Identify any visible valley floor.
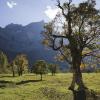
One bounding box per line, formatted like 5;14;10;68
0;73;100;100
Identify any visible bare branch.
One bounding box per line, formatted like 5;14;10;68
82;49;100;58
59;49;72;65
52;34;67;38
57;0;67;18
52;37;63;50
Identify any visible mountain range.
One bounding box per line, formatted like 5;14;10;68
0;21;68;69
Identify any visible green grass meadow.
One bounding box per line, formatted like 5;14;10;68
0;73;100;100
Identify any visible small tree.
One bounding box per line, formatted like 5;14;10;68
81;56;100;72
0;51;8;73
33;60;47;81
14;54;28;76
48;63;58;76
10;61;16;77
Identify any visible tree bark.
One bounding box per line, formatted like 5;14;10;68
12;66;15;77
17;66;20;76
69;50;86;91
40;74;42;81
20;67;23;76
20;70;23;76
73;90;86;100
18;71;20;76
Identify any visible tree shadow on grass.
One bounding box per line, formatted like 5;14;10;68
0;79;42;88
16;80;42;85
0;80;15;88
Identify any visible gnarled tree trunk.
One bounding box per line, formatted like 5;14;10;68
69;50;87;100
69;49;86;91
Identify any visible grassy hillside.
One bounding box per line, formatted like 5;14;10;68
0;73;100;100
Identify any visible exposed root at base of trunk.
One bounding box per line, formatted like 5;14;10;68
68;88;99;100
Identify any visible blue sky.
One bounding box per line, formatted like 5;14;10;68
0;0;100;27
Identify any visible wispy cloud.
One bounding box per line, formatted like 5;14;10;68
44;6;59;20
6;1;17;8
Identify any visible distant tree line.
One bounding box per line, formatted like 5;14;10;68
0;50;59;79
0;51;29;76
0;50;99;79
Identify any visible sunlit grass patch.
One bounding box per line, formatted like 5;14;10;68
0;73;100;100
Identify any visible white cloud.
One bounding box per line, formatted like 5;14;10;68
44;6;59;20
6;1;17;8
